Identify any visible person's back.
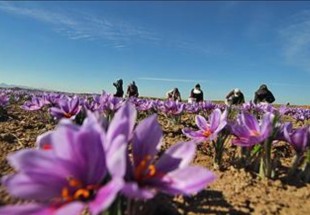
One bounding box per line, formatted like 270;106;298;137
167;88;181;101
190;84;203;103
254;84;275;104
225;88;245;105
113;79;124;98
127;81;139;97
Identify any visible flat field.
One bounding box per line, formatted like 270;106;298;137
0;101;309;215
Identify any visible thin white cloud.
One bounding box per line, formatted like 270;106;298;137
278;10;310;72
138;77;207;83
0;2;223;55
0;2;159;48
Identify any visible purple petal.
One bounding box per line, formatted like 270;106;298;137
107;103;136;142
51;125;106;184
283;123;293;143
260;113;273;139
88;178;124;214
36;131;53;150
6;149;71;178
195;115;208;131
182;128;204;139
55;202;85;215
49;107;66;118
0;204;54;215
132;114;162;167
231;123;250;137
156;141;196;173
242;112;260;131
2;173;65;201
3;149;77;200
106;136;127;177
121;182;155;200
290;128;309;153
163;166;216;195
209;109;221;131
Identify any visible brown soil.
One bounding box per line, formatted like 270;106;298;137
0;102;309;215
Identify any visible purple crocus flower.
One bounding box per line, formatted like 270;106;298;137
99;93;124;117
231;111;274;147
37;104;134;179
199;100;216;113
0;93;9;107
182;108;227;143
129;98;154;112
158;100;185;116
284;125;310;154
274;122;291;142
84;95;102;112
21;97;45;111
43;93;63;106
49;97;81;120
0;114;124;215
122;113;216;199
184;102;199;114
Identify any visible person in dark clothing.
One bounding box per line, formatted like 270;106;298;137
166;88;182;102
189;84;204;103
253;84;275;104
113;79;124;98
225;88;245;105
126;81;139;98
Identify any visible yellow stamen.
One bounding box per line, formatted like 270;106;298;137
60;177;98;202
134;156;157;181
61;187;72;201
73;189;90;199
147;165;156;177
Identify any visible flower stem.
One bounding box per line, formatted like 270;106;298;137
259;138;273;179
213;132;229;170
104;196;122;215
263;138;272;178
301;148;310;182
288;153;303;178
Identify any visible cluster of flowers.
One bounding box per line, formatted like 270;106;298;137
0;88;310;214
0;88;309;123
0;102;215;214
183;106;310;179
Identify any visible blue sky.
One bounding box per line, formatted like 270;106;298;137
0;1;310;105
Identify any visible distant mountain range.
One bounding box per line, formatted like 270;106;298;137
0;83;47;91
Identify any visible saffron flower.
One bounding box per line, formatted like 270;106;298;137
123;113;216;199
231;111;274;147
0;93;9;107
158;100;184;116
184;102;199;114
37;104;134;178
199;100;216;113
182;108;227;143
21;97;45;111
284;125;309;154
49;97;81;120
0;113;124;215
283;124;310;177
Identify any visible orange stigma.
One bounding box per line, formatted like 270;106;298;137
63;113;73;118
134;155;158;181
203;129;212;138
60;177;98;202
250;130;260;137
